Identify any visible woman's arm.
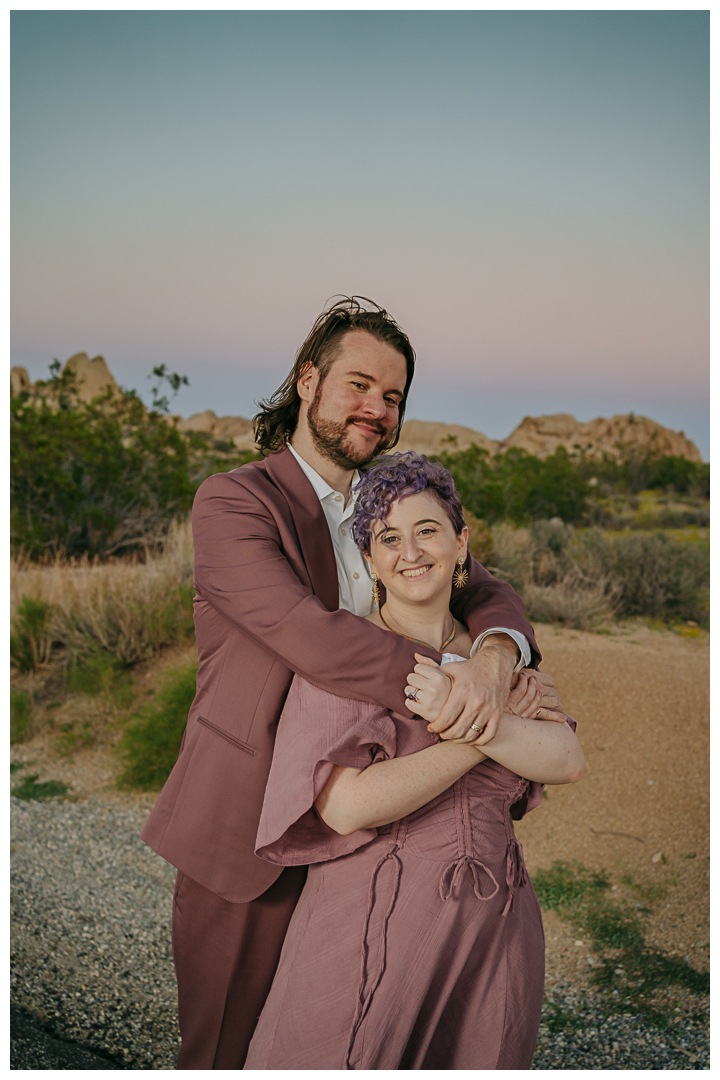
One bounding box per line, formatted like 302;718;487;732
480;713;584;786
316;711;584;837
315;741;487;837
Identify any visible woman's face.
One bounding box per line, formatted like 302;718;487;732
365;490;468;605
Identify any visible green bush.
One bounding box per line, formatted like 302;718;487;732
11;363;195;559
437;444;590;525
12;773;71;800
10;690;33;744
579;452;710;497
10;596;54;672
116;664;197;790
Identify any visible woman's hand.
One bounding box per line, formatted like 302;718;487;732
507;669;567;722
404;655;452;721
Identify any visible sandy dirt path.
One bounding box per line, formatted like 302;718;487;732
514;622;709;988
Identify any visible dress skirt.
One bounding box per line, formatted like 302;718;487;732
244;678;549;1070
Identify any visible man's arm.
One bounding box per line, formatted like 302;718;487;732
193;471;431;716
450;554;540;665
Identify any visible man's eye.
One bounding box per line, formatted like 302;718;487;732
352;381;367;391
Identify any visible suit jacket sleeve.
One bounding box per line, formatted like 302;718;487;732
450;555;541;666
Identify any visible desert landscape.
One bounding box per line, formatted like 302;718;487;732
10;355;709;1069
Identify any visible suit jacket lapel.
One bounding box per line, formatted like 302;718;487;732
265;447;340;612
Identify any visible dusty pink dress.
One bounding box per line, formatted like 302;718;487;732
244;675;551;1070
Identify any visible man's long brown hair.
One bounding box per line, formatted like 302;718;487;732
253;296;416;455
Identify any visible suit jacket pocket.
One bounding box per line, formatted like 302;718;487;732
197;716;255;756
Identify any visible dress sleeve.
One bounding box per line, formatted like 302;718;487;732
510;714;578;821
255;677;400;866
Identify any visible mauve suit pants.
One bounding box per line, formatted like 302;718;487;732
171;866;308;1069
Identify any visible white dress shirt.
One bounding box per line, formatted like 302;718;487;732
288;444;530;669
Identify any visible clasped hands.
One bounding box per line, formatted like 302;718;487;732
404;643;566;746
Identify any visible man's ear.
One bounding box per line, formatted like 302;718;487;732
296;361;319;404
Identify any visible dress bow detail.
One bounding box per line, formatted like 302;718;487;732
439;856;500;902
502;837;529;916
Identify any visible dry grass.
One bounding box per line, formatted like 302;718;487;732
11;518;195;668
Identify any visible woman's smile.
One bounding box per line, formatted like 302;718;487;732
399;564;432;578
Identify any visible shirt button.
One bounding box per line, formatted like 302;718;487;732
340;528;346;536
352;572;360;579
334;495;342;502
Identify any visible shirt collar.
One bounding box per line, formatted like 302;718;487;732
288;443;360;506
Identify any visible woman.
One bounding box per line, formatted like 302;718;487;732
245;453;583;1070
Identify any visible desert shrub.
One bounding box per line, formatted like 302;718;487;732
116;663;198;790
575;531;709;625
10;596;54;672
489;519;708;628
521;574;618;632
10;519;195;669
52;568;194;666
10;690;33;744
11;362;194;559
463;510;494;566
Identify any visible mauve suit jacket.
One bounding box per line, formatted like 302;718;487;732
140;447;539;903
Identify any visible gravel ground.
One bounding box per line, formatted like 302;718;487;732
11;795;710;1070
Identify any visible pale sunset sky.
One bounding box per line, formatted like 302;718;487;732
11;10;709;456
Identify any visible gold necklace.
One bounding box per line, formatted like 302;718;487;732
378;606;456;652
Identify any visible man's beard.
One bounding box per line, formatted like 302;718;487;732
307;388;395;470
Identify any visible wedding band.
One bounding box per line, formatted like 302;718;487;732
470;723;482;733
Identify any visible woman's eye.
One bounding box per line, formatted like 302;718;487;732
419;528;437;536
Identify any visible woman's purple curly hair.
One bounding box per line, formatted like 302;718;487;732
351;451;466;552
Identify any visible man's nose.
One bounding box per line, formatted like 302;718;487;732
360;390;388;419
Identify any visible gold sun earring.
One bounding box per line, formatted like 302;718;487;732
453;555;468;589
371;573;381;606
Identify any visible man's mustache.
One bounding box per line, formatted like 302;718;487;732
345;416;389;436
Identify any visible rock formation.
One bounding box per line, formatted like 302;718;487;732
394;420;497;456
176;411;256;451
498;413;701;463
11;353;118;404
62;353;118;403
10;367;31;396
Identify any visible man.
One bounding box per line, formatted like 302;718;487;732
141;297;556;1068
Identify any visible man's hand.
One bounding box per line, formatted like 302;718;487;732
409;635;519;744
506;669;566;722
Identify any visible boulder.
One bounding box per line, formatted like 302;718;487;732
62;353;118;403
395;419;497;457
10;367;32;395
499;413;702;463
176;411;257;450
